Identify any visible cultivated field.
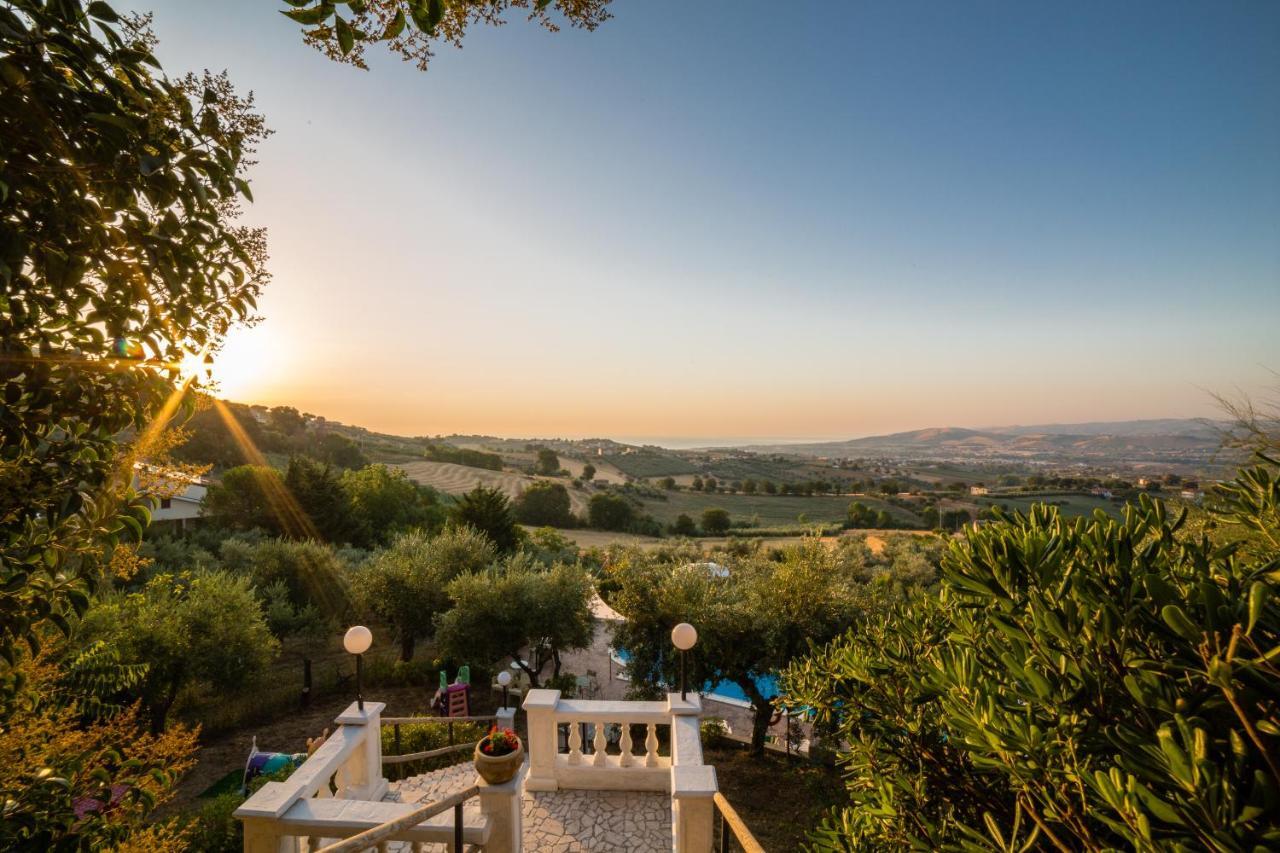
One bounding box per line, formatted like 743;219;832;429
975;493;1123;519
637;491;921;528
549;527;938;553
396;460;591;514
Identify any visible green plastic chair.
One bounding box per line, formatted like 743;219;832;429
457;664;470;685
439;670;448;691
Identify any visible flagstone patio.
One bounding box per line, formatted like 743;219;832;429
387;761;671;852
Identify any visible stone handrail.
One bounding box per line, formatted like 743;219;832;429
523;689;718;852
236;702;524;853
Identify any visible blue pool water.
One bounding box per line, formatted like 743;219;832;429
611;649;778;705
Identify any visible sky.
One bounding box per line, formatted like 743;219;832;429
133;0;1279;442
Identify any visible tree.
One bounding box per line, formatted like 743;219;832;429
318;432;370;469
742;479;757;495
268;405;305;436
0;652;198;851
81;572;278;732
221;537;352;623
701;508;731;535
587;493;635;531
582;463;596;482
353;527;495;661
449;485;521;553
436;557;593;686
659;476;677;490
285;455;357;542
283;0;613;72
1;0;266;680
784;462;1280;850
202;465;285;534
762;480;778;495
535;448;560;476
514;481;575;527
703;476;718;493
691;476;704;492
609;539;876;755
342;463;443;546
671;514;698;536
846;501;877;528
172;399;266;468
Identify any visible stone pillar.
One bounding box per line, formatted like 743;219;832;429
239;815;286;853
671;765;717;853
495;705;517;731
477;763;527;853
522;689;561;792
333;700;387;801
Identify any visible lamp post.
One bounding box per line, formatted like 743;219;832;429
671;622;698;701
343;625;373;712
497;670;512;709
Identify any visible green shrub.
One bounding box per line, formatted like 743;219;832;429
381;719;488;779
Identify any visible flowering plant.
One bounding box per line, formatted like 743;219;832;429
480;726;520;756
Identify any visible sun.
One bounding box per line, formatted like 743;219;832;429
206;326;280;400
177;348;212;383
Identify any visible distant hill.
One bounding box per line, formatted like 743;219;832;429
734;419;1230;466
986;419;1223;438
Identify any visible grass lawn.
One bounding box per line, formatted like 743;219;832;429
639;490;921;528
704;741;846;850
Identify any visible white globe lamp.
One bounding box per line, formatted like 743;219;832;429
671;623;698;700
343;625;373;710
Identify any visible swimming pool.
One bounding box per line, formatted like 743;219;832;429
610;648;779;708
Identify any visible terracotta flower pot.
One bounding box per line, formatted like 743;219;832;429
474;736;524;785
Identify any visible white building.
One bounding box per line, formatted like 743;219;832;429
969;485;989;496
133;466;208;530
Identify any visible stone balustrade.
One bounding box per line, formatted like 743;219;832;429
235;702;521;852
522;689;717;853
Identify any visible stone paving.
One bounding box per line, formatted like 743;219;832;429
386;761;671;852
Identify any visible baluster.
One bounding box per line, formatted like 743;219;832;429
592;721;608;766
377;842;389;853
619;723;634;767
645;723;659;767
412;843;426;853
307;836;320;852
568;719;583;765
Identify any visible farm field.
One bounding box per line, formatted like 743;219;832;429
396;460;592;514
549;527;938;553
976;493;1124;519
637;490;921;528
558;455;629;484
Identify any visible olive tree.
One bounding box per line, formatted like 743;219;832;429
784;460;1280;851
79;571;279;733
609;539;884;755
435;556;593;687
353;526;496;661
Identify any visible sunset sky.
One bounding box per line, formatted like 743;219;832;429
136;0;1279;442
